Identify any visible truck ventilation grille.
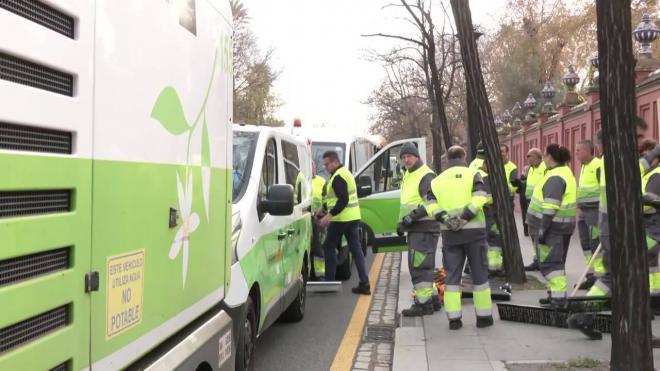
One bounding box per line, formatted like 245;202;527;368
0;305;68;353
0;0;74;38
50;361;69;371
0;247;70;287
0;52;73;96
0;190;71;218
0;122;72;154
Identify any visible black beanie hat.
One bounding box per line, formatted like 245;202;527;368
399;142;420;159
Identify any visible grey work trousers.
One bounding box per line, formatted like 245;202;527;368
443;238;490;289
577;209;600;263
407;232;439;303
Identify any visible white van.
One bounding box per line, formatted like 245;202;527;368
227;124;312;370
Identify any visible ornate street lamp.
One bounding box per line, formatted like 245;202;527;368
590;52;599;68
502;109;512;124
523;93;537;111
633;12;660;58
512;101;523;118
494;115;503;127
562;64;580;92
540;80;556;112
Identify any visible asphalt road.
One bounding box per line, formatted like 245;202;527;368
254;253;375;371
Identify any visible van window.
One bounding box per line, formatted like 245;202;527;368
312;142;345;180
358;144;405;194
232;131;258;203
282;140;302;204
260;138;278;204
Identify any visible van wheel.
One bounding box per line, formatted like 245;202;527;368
282;261;308;322
236;297;257;371
336;248;352;281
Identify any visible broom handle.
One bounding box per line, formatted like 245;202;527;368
569;243;603;298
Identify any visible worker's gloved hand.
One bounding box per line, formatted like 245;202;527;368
434;210;449;224
460;207;476;221
446;216;467;231
538;229;548;244
401;215;414;227
396;222;405;237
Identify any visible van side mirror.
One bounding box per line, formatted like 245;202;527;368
260;184;294;216
357;175;372;198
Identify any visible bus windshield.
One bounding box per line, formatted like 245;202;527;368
312;142;346;180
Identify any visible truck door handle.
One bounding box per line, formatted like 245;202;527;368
287;229;296;236
278;231;287;240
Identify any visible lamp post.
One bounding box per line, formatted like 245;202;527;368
561;64;580;106
540;80;556;113
633;12;660;59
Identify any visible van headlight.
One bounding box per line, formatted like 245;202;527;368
231;212;242;265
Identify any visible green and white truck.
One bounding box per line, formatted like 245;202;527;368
0;1;239;370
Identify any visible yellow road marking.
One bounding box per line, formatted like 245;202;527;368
329;253;385;371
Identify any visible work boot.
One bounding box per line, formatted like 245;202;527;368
524;260;539;271
476;315;494;328
351;282;371;295
432;295;442;311
402;302;434;317
578;275;596;290
449;319;463;330
538;292;552;306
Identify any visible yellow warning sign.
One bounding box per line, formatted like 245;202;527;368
106;249;145;339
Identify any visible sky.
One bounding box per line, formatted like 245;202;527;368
243;0;505;133
241;0;506;134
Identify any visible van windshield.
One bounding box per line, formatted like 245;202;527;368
233;131;258;203
312;142;346;180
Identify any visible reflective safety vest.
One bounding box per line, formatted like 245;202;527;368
528;165;577;228
504;161;518;195
326;166;361;222
469;157;484;172
312;175;326;212
477;169;493;206
577;157;602;208
426;166;487;231
643;167;660;215
525;162;546;200
399;164;435;220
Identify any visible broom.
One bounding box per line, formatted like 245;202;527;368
497;243;610;338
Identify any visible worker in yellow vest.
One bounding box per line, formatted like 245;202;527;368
311;162;327;280
396;142;440;316
523;148;546;271
319;151;370;295
424;146;493;330
526;144;576;305
468;142;485;171
477;161;504;275
587;121;660;298
575;140;602;290
501;144;520;201
642;156;660;294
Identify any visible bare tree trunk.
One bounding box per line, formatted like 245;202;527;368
427;35;453;152
466;90;479;160
596;1;653;369
423;52;445;173
451;0;525;284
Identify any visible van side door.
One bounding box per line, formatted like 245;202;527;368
256;137;287;330
354;139;426;253
279;139;310;307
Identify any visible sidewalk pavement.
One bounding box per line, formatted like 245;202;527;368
392;214;660;371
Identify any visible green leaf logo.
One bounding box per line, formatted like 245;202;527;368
151;86;191;135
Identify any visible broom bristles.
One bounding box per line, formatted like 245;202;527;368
496;303;612;333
